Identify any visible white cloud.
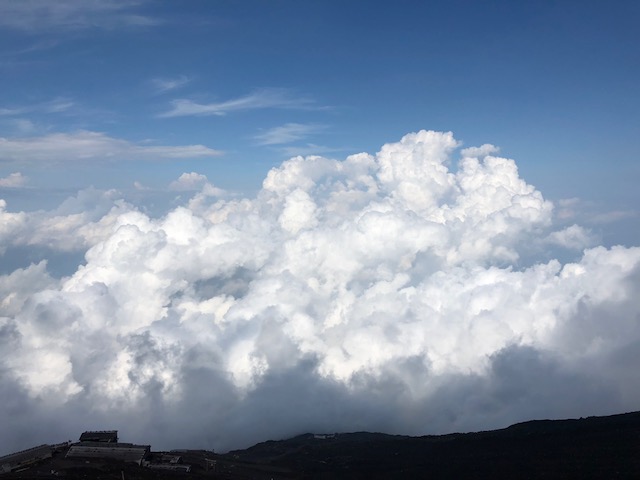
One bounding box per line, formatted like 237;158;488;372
169;172;208;191
255;123;325;145
460;143;499;158
151;75;191;94
0;199;27;254
169;172;224;197
158;88;315;118
0;0;159;32
546;224;594;249
0;172;28;188
1;130;639;454
0;188;134;254
0;130;221;163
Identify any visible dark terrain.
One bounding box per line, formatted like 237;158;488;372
3;411;640;479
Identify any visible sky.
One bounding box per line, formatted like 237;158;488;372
0;0;639;454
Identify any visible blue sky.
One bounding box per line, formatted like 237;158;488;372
1;0;640;454
1;1;638;224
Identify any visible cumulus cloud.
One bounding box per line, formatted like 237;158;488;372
460;143;499;158
0;188;134;255
0;130;221;163
169;172;209;191
169;172;226;210
545;224;594;249
1;130;639;455
158;88;316;118
0;172;28;188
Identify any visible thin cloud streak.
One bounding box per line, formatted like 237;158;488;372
0;131;222;163
0;0;160;32
280;143;349;157
255;123;326;146
0;39;61;57
158;88;316;118
0;98;75;117
151;75;191;94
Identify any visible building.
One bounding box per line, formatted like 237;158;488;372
148;463;192;473
78;431;118;443
0;445;52;474
66;442;150;465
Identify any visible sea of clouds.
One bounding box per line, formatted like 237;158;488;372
1;131;639;453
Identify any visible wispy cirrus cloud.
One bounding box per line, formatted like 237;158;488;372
255;123;326;146
0;99;74;136
0;0;160;32
151;75;191;94
556;197;638;227
280;144;349;157
0;97;75;117
158;88;317;118
0;131;221;163
0;39;60;57
8;119;37;135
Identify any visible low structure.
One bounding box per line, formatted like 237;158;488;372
160;454;182;464
0;445;52;474
148;463;192;473
78;431;118;443
66;442;150;465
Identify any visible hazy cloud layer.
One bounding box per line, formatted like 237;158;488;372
0;0;159;32
1;131;638;454
151;75;191;94
159;89;316;118
255;123;326;145
0;131;221;163
0;98;74;117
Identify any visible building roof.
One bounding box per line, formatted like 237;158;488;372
78;431;118;443
66;442;150;465
0;445;52;471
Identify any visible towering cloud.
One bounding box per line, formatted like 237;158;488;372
1;131;638;453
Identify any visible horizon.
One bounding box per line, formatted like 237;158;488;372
4;408;640;458
1;0;639;454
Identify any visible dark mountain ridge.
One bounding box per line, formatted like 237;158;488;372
224;411;640;479
2;411;640;479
